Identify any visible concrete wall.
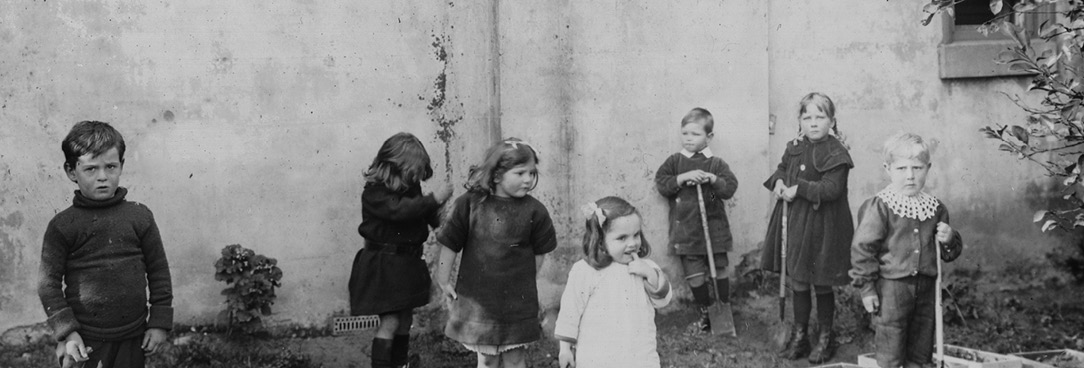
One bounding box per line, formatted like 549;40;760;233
767;1;1065;271
0;1;498;333
494;0;770;309
0;0;1069;335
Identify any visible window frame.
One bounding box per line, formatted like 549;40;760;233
938;3;1056;79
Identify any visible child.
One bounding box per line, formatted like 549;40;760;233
38;121;173;368
555;196;673;368
654;107;738;333
850;132;963;368
349;132;452;368
435;138;558;368
760;92;853;363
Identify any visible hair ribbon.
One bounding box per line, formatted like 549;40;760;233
580;202;606;224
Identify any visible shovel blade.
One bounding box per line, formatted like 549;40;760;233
708;303;737;337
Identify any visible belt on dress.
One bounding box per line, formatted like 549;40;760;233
365;241;423;258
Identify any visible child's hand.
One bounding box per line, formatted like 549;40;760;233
440;283;458;302
936;222;953;244
677;170;710;186
558;341;576;368
773;179;787;199
705;173;718;184
142;328;168;356
862;295;880;315
627;253;652;279
64;332;90;361
781;185;798;202
433;182;454;203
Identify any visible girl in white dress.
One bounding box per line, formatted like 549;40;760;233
555;196;673;368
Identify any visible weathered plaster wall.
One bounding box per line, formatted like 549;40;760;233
768;1;1064;271
0;1;498;333
496;0;770;311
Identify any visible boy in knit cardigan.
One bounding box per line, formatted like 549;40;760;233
38;121;173;368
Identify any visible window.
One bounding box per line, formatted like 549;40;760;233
938;0;1055;79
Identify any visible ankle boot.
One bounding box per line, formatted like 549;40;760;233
697;306;712;333
779;324;810;359
391;334;410;367
808;329;835;364
372;338;394;368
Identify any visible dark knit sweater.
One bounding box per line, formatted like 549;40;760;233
654;152;739;255
38;187;173;342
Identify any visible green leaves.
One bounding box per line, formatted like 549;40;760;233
990;0;1003;15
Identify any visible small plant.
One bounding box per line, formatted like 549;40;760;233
214;244;284;335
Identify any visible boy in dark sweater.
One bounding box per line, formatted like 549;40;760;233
654;108;739;332
38;121;173;368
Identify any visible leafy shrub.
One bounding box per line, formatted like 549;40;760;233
922;0;1084;281
214;244;284;335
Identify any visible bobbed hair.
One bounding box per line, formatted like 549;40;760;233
364;132;434;192
797;92;849;148
62;121;126;171
882;132;933;165
464;137;540;196
581;196;651;269
681;107;714;134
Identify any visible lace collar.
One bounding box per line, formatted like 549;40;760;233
876;188;939;221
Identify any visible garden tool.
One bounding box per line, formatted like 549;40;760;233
696;184;736;337
780;200;788;322
936;238;945;367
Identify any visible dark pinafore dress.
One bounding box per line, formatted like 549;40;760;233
348;182;442;315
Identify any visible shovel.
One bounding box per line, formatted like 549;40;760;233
779;200;788;322
696;184;736;337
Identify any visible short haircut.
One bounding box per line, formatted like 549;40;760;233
581;196;651;269
882;132;932;165
365;132;434;192
62;121;126;171
681;107;714;134
464;137;540;195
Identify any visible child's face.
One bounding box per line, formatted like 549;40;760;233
65;147;123;200
494;160;537;198
799;104;834;141
681;123;713;153
884;156;930;196
604;214;643;265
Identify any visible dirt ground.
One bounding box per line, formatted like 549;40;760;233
2;264;1081;368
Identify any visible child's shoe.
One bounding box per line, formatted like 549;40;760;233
807;329;835;363
696;306;712;333
778;324;810;359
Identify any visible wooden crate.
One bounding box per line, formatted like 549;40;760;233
858;346;1024;368
1011;350;1084;368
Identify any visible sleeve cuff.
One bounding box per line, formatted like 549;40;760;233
46;308;80;342
147;305;174;331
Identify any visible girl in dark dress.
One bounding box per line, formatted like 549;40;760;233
349;132;452;368
761;93;854;363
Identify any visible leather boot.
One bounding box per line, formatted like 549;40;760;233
391;334;409;368
779;324;810;359
808;329;835;364
372;338;394;368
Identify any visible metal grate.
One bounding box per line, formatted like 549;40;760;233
331;315;379;335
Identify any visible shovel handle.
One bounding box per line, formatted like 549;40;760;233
695;185;718;282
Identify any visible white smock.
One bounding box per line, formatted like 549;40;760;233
554;259;672;368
